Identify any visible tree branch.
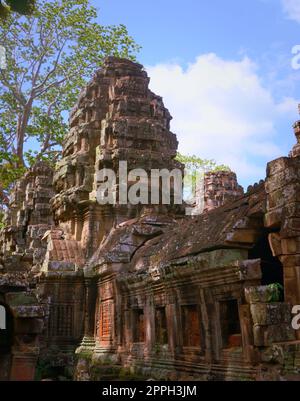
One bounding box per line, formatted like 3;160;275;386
32;39;67;94
0;70;26;106
34;76;68;98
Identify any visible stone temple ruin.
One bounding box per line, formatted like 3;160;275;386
1;57;300;381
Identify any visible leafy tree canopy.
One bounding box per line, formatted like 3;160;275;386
0;0;35;19
0;0;140;205
176;153;231;202
176;152;230;173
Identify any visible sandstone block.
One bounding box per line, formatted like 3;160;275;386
245;286;274;304
253;323;295;347
268;233;282;256
250;303;291;326
238;259;262;281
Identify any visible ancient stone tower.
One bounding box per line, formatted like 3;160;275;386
51;57;182;260
203;171;244;212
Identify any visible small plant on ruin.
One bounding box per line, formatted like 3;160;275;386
267;283;284;302
176;152;231;201
176;153;231;174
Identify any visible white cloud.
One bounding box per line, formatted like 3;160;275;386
276;96;299;114
147;54;298;187
281;0;300;22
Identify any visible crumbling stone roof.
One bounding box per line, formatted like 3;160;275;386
43;233;85;270
85;182;265;276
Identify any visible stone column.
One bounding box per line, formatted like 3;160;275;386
144;299;155;357
166;303;180;357
78;278;97;351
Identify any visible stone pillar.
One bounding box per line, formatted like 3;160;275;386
144;299;155;357
166;303;177;356
78;278;97;351
199;289;213;363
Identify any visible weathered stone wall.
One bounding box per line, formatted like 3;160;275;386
0;162;53;380
74;60;300;382
77;181;297;381
1;57;300;381
265;121;300;342
0;162;54;272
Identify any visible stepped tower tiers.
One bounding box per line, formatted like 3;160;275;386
51;57;182;258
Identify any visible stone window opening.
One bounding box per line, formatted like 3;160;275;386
150;104;155;117
85;109;93;123
219;299;241;349
249;231;284;290
181;305;201;348
98;160;113;171
103;126;114;148
71;218;76;236
132;309;145;343
155;307;168;345
99;300;113;341
76;166;85;187
48;304;74;338
81;137;89;152
75;218;83;241
66;172;75;189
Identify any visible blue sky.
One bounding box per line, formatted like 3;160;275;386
90;0;300;189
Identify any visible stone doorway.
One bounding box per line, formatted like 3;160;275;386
0;303;14;381
219;299;241;348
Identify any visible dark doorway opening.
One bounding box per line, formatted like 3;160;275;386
132;309;145;343
155;307;168;345
219;299;241;348
0;304;14;381
0;304;13;351
248;232;284;287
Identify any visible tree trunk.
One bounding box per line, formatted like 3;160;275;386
16;98;33;166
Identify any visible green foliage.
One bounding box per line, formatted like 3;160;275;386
34;356;56;381
35;357;72;381
0;2;9;19
0;209;4;229
267;283;284;302
0;0;140;206
0;0;35;19
176;152;231;201
118;367;147;381
76;351;92;361
176;152;231;173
